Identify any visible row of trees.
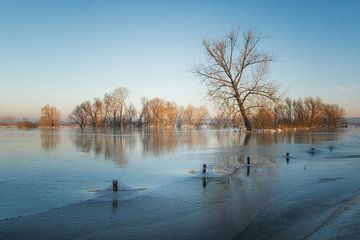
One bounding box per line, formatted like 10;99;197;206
69;87;209;130
140;98;209;128
253;97;345;129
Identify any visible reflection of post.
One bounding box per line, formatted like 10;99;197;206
202;177;207;187
112;198;118;213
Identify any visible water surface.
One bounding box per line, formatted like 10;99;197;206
0;127;358;222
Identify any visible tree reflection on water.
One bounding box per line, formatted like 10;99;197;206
40;128;60;151
39;128;346;166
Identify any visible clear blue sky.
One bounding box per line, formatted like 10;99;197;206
0;0;359;119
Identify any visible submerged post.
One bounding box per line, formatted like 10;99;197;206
202;164;207;174
112;179;118;192
286;152;290;164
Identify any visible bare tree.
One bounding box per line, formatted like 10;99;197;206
293;98;307;127
138;97;149;127
39;105;61;127
103;93;113;127
304;97;323;128
146;98;165;127
164;101;178;128
69;103;88;130
125;103;137;127
93;98;105;127
323;104;345;128
193;28;278;131
103;87;129;128
193;105;209;128
184;104;195;127
113;87;128;127
83;101;96;128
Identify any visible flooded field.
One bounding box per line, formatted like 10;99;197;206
1;127;360;239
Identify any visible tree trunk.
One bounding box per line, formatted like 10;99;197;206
239;104;252;131
235;92;252;131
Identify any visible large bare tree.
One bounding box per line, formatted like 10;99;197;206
193;28;278;130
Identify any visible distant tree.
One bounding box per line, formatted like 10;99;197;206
193;106;209;128
103;87;129;128
214;109;232;128
292;98;306;127
193;28;278;131
255;107;274;129
272;97;293;128
103;93;113;127
113;87;128;127
304;97;323;128
69;103;88;130
146;98;165;127
93;98;106;127
125;103;137;127
83;101;96;128
184;104;195;127
323;104;345;128
164;101;178;127
39;105;61;127
138;97;149;127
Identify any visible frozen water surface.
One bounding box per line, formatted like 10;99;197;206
1;127;360;239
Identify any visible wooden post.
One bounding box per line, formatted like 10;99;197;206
247;156;250;165
286;152;289;164
202;164;207;174
112;179;118;192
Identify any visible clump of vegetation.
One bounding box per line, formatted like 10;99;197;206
17;118;37;129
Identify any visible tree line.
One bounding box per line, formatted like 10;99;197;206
68;87;209;130
253;96;345;129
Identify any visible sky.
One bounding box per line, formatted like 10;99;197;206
0;0;359;119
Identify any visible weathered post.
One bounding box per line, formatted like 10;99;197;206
202;164;207;174
247;156;250;165
286;152;290;164
112;179;118;192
